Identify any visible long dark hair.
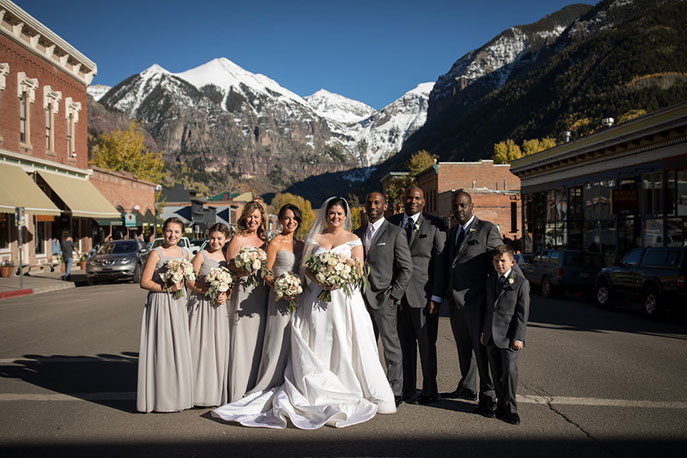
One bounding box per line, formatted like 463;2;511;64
278;204;302;234
236;200;268;241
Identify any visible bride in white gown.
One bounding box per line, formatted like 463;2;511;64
212;197;396;429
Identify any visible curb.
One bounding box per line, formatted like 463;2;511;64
0;289;34;300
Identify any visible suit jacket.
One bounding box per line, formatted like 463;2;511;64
388;212;447;309
448;217;503;308
354;219;413;310
482;269;530;349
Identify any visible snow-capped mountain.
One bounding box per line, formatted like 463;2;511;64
305;89;376;124
87;84;112;101
429;3;592;117
96;57;434;175
332;83;434;165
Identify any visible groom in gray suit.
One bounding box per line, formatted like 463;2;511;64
388;186;447;405
355;191;413;406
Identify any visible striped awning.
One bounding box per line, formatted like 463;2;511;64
38;171;120;218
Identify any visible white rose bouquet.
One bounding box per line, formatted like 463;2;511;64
273;271;304;310
233;246;270;287
204;266;234;305
163;258;196;299
305;252;368;302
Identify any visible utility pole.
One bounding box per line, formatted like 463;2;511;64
15;207;25;290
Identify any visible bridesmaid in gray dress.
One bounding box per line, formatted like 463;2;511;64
186;223;231;407
225;201;270;402
137;217;193;413
249;204;304;394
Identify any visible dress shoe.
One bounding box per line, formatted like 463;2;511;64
412;394;438;405
501;411;520;425
473;400;497;418
441;387;478;401
395;395;403;407
402;389;420;403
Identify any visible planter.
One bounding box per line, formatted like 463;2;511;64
0;266;12;278
60;263;66;273
79;261;87;270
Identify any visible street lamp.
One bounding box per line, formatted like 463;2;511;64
154;184;162;239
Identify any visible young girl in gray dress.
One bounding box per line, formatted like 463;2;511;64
248;204;303;394
225;201;270;402
186;223;232;407
137;217;193;413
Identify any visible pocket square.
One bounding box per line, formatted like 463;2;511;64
377;242;386;246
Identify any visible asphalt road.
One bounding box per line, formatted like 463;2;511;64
0;284;686;457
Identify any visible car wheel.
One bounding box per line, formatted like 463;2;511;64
642;287;661;318
541;276;553;298
132;264;142;283
595;280;613;308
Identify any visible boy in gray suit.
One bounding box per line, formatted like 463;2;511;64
481;245;530;425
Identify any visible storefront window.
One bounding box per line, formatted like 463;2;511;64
666;218;685;247
678;170;687;216
644;218;664;247
34;220;46;255
618;216;641;260
600;220;616;266
643;172;663;217
569;187;583;219
0;213;11;250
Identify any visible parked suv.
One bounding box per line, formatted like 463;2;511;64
86;240;150;285
521;249;605;297
595;247;687;317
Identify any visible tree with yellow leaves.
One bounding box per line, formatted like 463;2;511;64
91;121;165;183
492;139;522;164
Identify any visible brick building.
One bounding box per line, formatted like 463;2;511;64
383;160;522;244
0;0;119;269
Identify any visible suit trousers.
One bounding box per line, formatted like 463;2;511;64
368;302;403;396
448;303;495;402
398;300;438;396
486;338;519;414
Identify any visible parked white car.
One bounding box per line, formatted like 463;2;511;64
151;236;198;257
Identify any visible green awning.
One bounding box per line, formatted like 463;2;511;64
0;163;61;215
38;171;120;218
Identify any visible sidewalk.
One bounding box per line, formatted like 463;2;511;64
0;267;88;300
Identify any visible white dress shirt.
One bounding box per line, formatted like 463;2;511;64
365;217;385;254
455;214;476;246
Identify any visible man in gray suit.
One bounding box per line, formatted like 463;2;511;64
388;186;447;405
442;190;506;416
355;191;413;406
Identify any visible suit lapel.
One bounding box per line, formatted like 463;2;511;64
457;217;480;258
408;213;424;247
367;220;388;256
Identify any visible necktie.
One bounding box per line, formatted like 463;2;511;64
405;218;414;242
499;276;508;289
455;226;465;249
365;224;374;254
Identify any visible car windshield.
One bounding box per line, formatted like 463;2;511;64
565;252;604;268
98;241;137;254
191;239;205;247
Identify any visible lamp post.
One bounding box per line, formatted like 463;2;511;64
154;184;162;239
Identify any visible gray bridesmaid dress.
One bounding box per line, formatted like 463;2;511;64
248;250;301;394
137;247;193;413
187;250;230;407
227;248;269;402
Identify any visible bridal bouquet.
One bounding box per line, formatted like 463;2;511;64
204;266;234;305
273;271;304;310
305;252;368;302
234;246;270;287
163;259;196;299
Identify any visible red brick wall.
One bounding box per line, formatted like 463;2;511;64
0;35;88;169
436;161;520;194
89;168;156;213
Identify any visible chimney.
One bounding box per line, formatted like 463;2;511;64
602;117;614;128
472;180;476;188
563;131;572;143
504;177;507;191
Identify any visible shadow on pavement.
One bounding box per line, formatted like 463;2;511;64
0;353;138;413
1;438;684;458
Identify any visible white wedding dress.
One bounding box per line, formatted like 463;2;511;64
212;239;396;429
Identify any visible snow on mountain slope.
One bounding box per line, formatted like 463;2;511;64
305;89;376;124
87;84;112;101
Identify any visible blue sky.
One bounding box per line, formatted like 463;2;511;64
18;0;596;109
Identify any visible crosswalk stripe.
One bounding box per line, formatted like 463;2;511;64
1;392;686;409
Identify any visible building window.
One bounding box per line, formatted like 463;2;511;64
65;97;81;158
0;63;9;92
45;103;52;150
35;219;47;255
20;92;28;143
43;86;61;152
17;72;39;145
67;113;73;155
510;201;517;233
0;213;11;250
677;170;687;216
643;172;663;217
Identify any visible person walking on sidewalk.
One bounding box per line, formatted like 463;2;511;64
61;235;78;281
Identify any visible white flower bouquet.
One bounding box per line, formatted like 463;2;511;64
273;271;304;310
163;258;196;299
233;246;270;287
305;252;368;302
204;266;234;305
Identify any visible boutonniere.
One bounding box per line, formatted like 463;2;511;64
508;275;515;285
469;228;477;234
413;221;421;233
